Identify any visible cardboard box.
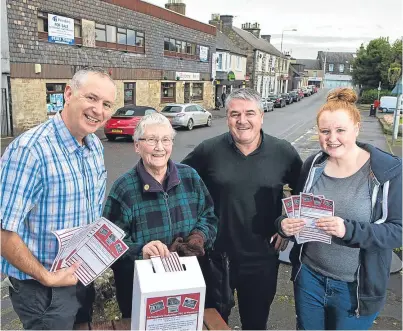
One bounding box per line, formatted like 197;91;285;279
131;256;206;330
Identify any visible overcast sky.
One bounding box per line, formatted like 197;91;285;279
145;0;402;59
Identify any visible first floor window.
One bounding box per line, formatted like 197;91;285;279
124;82;136;105
329;63;334;72
192;83;204;101
46;83;66;113
95;24;106;41
161;83;176;102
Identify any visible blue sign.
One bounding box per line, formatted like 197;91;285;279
48;14;75;45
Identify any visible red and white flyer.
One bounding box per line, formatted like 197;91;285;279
291;195;301;217
51;217;128;286
282;197;294;218
145;293;200;331
295;193;333;244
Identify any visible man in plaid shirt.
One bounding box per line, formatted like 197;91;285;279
1;68;116;330
103;113;218;318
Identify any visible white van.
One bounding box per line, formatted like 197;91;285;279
379;96;397;113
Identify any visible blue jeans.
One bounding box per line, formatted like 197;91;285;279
294;264;378;330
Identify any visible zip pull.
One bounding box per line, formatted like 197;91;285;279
163;192;169;201
355;309;360;318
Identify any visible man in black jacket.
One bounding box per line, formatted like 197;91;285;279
182;88;302;330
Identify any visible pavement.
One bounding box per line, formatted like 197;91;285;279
1;94;402;330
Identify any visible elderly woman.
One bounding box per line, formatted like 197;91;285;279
103;113;218;318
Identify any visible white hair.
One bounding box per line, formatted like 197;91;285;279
133;112;177;141
225;88;264;114
70;67;116;98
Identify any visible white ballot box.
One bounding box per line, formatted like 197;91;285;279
131;256;206;331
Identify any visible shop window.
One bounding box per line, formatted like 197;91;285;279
46;83;66;114
124;82;136;105
161;83;176;103
192;83;204;101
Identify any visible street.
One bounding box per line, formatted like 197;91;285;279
1;89;401;330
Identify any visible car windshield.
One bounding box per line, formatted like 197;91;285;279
113;107;155;117
162;106;183;113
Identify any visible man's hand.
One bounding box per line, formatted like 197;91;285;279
142;240;170;259
315;216;346;238
42;262;80;287
270;233;289;252
281;218;306;237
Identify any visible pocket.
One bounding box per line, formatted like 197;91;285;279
41;287;54;315
8;277;20;293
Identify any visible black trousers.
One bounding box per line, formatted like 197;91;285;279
9;277;95;330
112;259;135;318
221;256;280;330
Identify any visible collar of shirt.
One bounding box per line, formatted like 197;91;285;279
226;129;265;156
136;159;180;193
53;111;97;156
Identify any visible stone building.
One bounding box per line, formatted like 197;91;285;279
5;0;216;135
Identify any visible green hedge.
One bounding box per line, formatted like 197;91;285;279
359;89;392;104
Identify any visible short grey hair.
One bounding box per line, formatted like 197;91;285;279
225;88;264;114
133;112;177;141
70;67;116;98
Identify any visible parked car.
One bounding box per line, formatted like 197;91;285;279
161;103;212;130
308;85;318;93
379;96;397;113
293;89;304;99
302;88;311;97
262;98;274;112
268;94;286;108
289;91;301;102
281;93;294;105
104;105;156;141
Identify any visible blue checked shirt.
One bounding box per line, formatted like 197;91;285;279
1;112;107;280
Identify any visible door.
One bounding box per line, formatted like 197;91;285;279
1;77;13;137
195;105;207;124
184;83;190;103
124;82;136;105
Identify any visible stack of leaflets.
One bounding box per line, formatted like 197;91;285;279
282;193;334;245
151;252;184;273
51;217;129;286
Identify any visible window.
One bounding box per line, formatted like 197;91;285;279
38;11;48;33
74;19;82;38
106;25;117;43
164;37;170;51
236;56;242;71
181;41;186;54
46;83;66;113
124;82;136;105
217;53;223;70
350;65;353;72
192;83;204;101
185;105;196;112
136;32;144;47
164;37;199;60
329;63;334;72
117;28;127;45
339;64;344;73
161;83;176;102
95;24;106;41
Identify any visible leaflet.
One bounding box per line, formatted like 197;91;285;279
51;217;128;286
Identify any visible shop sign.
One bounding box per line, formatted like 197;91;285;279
175;72;200;81
48;14;75;45
228;71;235;81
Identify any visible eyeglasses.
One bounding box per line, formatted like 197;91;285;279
138;137;174;146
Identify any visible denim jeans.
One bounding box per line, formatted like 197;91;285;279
294;264;378;330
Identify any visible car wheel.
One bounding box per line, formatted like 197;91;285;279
206;116;212;127
187;119;194;131
106;135;116;141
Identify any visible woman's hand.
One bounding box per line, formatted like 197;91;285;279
142;240;170;259
281;218;306;237
315;217;346;238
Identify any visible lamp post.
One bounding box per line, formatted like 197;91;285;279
322;48;329;88
280;29;297;53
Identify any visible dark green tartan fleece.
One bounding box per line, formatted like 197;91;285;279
103;159;218;260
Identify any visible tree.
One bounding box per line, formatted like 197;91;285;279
352;37;402;90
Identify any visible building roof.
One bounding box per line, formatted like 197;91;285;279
317;51;356;64
232;26;284;57
295;59;321;70
216;31;247;56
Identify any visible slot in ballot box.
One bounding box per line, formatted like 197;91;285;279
131;256;206;331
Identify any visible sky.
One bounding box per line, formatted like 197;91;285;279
144;0;402;59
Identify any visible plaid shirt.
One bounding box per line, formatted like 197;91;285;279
1;112;107;280
103;160;218;260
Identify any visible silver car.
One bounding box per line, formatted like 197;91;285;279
262;98;274;112
161;103;213;130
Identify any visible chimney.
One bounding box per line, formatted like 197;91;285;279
242;22;261;38
261;35;271;43
165;0;186;16
209;13;222;31
220;15;233;28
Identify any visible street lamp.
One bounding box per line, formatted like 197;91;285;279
280;29;297;53
322;48;330;88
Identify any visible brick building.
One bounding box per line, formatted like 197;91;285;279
4;0;216;135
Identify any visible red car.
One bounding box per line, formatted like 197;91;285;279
104;105;156;141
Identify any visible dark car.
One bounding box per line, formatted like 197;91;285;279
289;91;301;102
104;105;157;141
268;94;286;108
281;93;294;105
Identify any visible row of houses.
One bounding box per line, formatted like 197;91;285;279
0;0;355;136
